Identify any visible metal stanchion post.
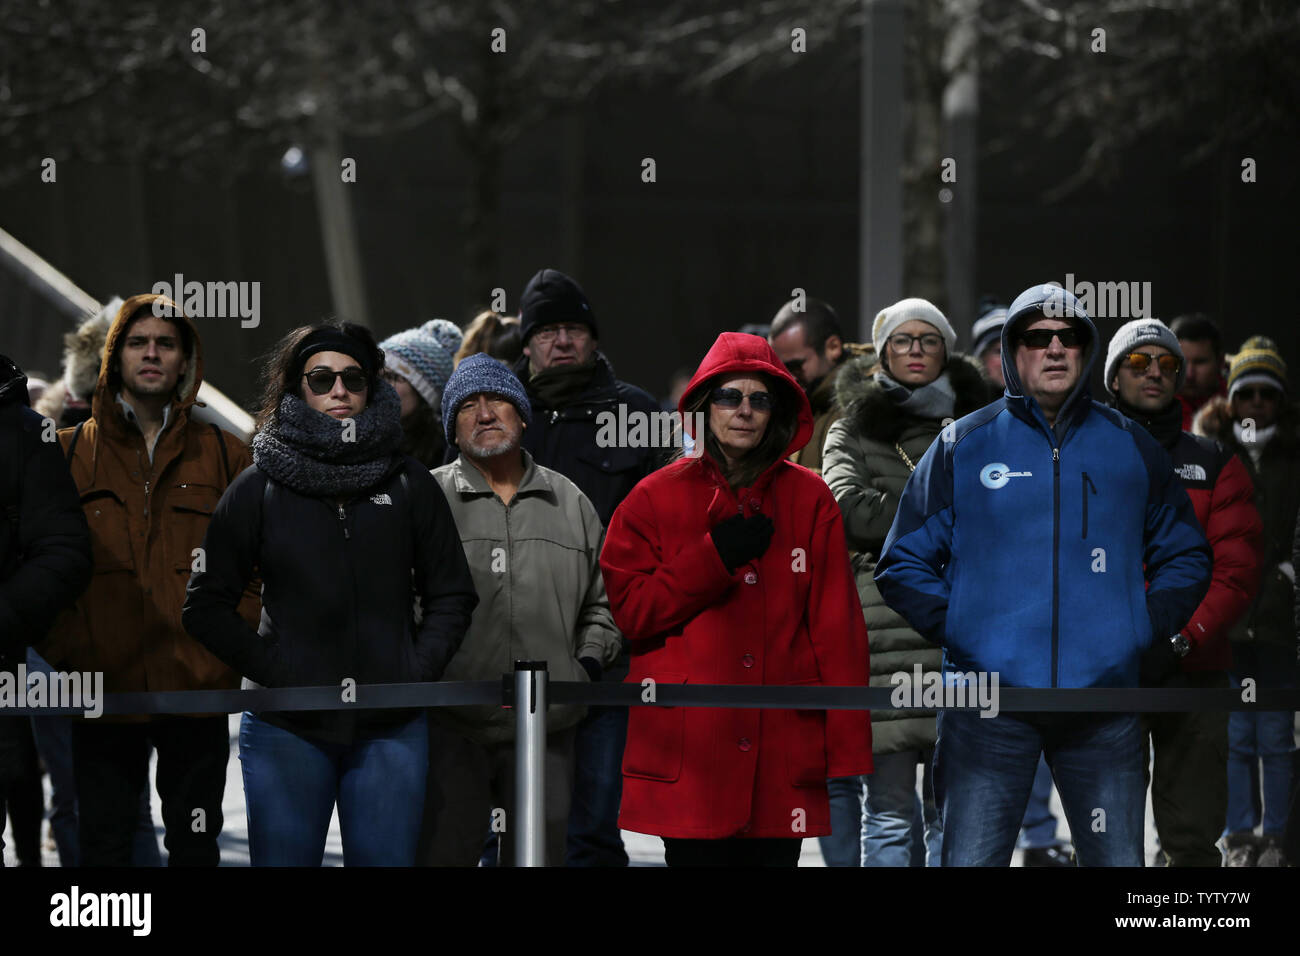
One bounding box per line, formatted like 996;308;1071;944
513;660;548;866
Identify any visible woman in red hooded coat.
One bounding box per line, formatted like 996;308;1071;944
600;332;872;866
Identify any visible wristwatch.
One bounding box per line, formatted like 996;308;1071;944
1169;633;1192;658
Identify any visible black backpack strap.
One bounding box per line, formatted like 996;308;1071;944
65;420;85;463
211;422;231;486
4;409;22;535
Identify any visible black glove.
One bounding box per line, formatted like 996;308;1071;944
710;513;775;574
578;656;601;682
1139;635;1183;687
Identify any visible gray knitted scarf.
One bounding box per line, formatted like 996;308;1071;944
252;378;404;496
874;369;956;421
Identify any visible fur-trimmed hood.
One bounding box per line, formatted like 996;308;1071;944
33;296;122;425
1194;393;1299;453
835;351;997;444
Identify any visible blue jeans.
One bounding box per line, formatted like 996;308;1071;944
1225;651;1296;838
565;705;628;866
26;650;160;867
239;712;427;866
1018;755;1060;849
935;710;1144;866
862;749;942;866
818;776;866;866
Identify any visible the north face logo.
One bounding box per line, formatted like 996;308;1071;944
370;493;393;505
1174;463;1207;482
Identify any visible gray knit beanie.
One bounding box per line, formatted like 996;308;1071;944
440;352;533;445
1104;318;1185;396
379;318;463;408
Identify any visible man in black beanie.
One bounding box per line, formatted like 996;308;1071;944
514;268;663;867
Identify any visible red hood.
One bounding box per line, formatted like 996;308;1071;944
679;332;813;462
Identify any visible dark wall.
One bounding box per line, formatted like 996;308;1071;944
3;32;1295;410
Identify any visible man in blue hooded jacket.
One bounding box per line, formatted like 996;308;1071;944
875;283;1212;866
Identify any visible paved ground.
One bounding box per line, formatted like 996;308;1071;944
5;713;1174;867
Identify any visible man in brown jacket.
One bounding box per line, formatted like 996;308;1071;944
39;293;259;866
768;296;873;476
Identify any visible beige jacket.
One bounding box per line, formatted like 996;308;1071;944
431;450;622;744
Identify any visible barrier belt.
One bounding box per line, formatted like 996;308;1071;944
1;678;1295;716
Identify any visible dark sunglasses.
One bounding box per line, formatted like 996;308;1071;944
304;367;368;395
1019;327;1086;350
1236;386;1280;402
1121;352;1182;376
710;387;774;411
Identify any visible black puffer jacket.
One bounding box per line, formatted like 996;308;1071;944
181;457;478;745
513;352;663;528
0;355;92;664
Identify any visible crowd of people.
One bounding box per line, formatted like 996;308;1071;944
0;271;1296;867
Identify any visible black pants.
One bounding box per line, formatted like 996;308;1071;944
420;717;577;867
0;715;44;866
663;837;803;867
70;716;229;867
1141;671;1229;867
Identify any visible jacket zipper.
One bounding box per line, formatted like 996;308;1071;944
504;496;514;668
1081;471;1097;538
337;499;360;689
1051;446;1060;689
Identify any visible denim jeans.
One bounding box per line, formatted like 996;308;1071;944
862;749;942;866
1225;648;1296;838
1018;755;1060;849
565;704;629;866
25;648;161;867
240;712;427;866
935;710;1145;866
1226;709;1294;835
818;776;865;866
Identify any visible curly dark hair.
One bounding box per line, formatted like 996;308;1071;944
254;320;384;432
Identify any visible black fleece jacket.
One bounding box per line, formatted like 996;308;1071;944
181;456;478;744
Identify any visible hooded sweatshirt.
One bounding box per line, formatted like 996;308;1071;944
600;332;872;839
876;284;1212;689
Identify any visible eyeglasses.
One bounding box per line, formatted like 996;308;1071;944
1121;352;1182;377
1235;386;1280;402
303;367;368;395
887;333;945;355
532;323;590;344
710;388;774;411
1018;327;1086;350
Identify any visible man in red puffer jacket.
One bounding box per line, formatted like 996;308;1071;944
1105;318;1262;867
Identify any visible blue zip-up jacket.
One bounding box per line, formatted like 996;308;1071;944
874;284;1212;688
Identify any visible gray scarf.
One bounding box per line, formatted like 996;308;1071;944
252;378;404;496
874;369;956;421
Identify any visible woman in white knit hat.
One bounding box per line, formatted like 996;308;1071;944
822;296;997;866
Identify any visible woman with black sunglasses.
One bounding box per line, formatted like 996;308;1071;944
182;321;477;866
599;331;872;867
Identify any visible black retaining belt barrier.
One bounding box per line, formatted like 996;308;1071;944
2;679;1297;716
